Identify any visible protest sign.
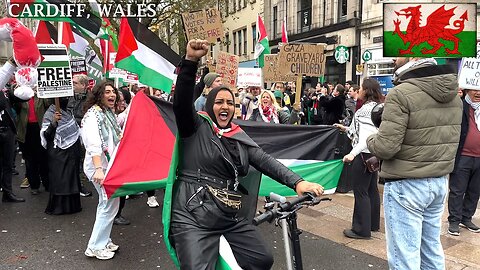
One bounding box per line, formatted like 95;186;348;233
215;51;239;90
124;72;139;84
37;44;73;98
182;9;224;43
278;43;327;77
237;68;262;88
458;57;480;90
262;54;297;82
70;56;87;76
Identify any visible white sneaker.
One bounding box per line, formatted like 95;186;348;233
85;248;115;260
147;196;159;208
106;241;119;252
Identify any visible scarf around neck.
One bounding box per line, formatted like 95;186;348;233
261;104;279;123
394;58;437;81
465;94;480;131
90;105;122;154
40;104;80;149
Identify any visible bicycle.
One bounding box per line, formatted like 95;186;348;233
253;192;331;270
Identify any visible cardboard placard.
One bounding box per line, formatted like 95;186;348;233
458;58;480;90
262;54;297;82
182;9;224;43
237;68;262;88
215;51;239;89
278;43;327;77
37;44;73;98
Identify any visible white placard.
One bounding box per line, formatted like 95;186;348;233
458;57;480;90
236;68;262;88
37;44;74;98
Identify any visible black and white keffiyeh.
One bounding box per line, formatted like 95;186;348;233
41;105;80;149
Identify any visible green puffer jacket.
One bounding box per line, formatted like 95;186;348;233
15;96;52;143
366;64;462;180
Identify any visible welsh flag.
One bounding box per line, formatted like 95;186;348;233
103;91;345;269
115;18;180;92
254;14;270;68
383;3;477;57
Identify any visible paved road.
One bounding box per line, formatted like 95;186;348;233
1;159;388;270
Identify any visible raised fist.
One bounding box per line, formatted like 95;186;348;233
186;39;209;62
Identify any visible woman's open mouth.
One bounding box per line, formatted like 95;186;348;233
218;111;229;121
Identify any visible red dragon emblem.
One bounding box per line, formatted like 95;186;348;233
393;5;468;55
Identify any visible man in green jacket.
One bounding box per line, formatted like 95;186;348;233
366;57;462;270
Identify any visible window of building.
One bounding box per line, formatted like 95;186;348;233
367;62;394;76
338;0;347;22
242;29;247;55
273;6;278;39
238;30;242;56
243;0;247;8
251;24;256;53
238;0;242;10
233;32;237;55
297;0;312;32
225;33;230;53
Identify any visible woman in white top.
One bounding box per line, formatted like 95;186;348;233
81;81;122;260
334;78;383;239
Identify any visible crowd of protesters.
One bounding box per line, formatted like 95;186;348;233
1;46;479;269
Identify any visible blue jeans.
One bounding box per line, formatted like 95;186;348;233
383;176;447;270
87;181;119;250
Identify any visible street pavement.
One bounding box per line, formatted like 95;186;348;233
2;155;479;270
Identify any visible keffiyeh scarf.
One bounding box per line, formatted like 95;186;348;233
261;104;279;123
40;105;80;149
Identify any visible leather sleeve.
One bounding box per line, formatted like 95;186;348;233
247;146;301;189
173;59;201;138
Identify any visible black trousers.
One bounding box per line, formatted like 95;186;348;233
0;127;15;194
19;123;49;190
171;180;273;270
351;153;381;237
448;155;480;223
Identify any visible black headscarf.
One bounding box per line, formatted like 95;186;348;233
204;86;235;128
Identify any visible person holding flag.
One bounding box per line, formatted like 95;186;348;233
81;81;122;260
170;39;324;269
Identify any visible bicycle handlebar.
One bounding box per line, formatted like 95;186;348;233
253;192;322;226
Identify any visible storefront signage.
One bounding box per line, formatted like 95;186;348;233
334;45;349;64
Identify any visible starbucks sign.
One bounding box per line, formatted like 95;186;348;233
335;45;349;64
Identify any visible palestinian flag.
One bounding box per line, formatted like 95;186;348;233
281;17;288;43
383;3;477;57
115;18;180;93
8;0;106;40
103;91;346;269
34;20;57;44
254;14;270;68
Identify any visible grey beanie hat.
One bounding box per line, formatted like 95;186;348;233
203;72;221;88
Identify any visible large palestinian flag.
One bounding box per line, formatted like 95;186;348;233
115;18;180;92
103;91;346;269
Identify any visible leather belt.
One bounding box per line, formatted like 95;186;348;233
178;169;230;189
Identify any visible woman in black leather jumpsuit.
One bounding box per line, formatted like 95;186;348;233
170;39;324;270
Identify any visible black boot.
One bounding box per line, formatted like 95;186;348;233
2;192;26;203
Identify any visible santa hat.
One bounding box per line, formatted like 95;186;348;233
0;18;41;100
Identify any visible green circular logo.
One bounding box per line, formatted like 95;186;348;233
335;45;349;64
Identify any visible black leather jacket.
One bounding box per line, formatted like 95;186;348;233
173;59;301;190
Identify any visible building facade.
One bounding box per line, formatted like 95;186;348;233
214;0;263;69
264;0;361;86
